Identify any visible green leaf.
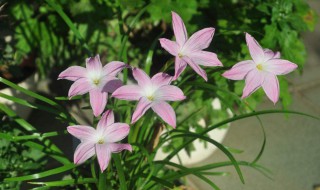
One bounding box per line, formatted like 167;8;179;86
4;164;76;182
30;178;97;187
0;130;67;141
168;132;245;183
113;154;127;190
0;92;64;117
45;0;91;55
144;32;164;75
22;141;68;164
0;103;36;132
154;160;220;190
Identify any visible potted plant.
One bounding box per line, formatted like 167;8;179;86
0;1;318;190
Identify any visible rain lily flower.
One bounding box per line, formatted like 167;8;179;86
112;68;186;128
222;33;298;103
58;55;127;116
159;11;222;81
67;110;132;172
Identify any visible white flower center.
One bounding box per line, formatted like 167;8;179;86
143;85;156;101
88;72;103;86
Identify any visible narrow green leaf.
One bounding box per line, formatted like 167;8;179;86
55;95;82;100
30;178;97;187
4;164;76;182
98;170;107;190
167;132;244;183
0;130;67;141
143;160;220;190
224;146;244;154
199;171;230;176
0;103;37;132
131;144;155;189
0;77;61;108
45;0;91;55
251;116;267;164
23;141;69;164
144;32;164;75
113;154;127;190
118;4;150;61
0;92;63;117
140;173;174;189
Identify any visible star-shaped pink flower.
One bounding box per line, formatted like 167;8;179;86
112;68;186;128
222;33;298;104
67;110;132;172
58;55;127;116
159;11;223;81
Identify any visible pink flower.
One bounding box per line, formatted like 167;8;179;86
67;110;132;172
159;11;222;81
112;68;186;128
58;55;127;117
222;33;298;104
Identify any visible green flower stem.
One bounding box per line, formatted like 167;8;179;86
91;161;97;189
98;170;107;190
128;118;143;144
113;154;127;190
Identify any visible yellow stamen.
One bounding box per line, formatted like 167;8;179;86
98;139;104;144
256;64;263;71
147;96;154;101
178;53;183;58
93;79;100;85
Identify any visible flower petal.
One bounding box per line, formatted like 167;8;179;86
274;52;281;59
67;125;96;141
189;51;223;66
245;33;265;63
68;78;92;97
131;97;153;124
97;110;114;131
89;89;107;117
183;27;215;53
95;144;111;172
262;73;279;104
58;66;87;81
172;11;188;46
222;60;256;80
103;61;127;76
262;59;298;75
263;49;276;61
182;56;208;81
242;69;265;99
263;49;281;61
155;85;186;101
110;143;132;153
86;55;103;73
104;123;130;142
74;141;95;165
102;78;123;93
112;85;142;100
152;102;176;128
132;68;152;87
159;38;179;56
173;57;188;80
151;72;173;87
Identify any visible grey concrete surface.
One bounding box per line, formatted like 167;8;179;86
188;1;320;189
